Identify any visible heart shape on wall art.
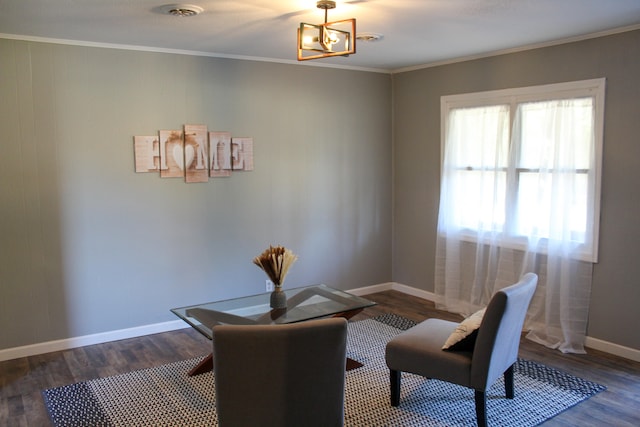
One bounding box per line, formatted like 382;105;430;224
173;144;195;171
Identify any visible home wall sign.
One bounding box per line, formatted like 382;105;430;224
133;124;253;183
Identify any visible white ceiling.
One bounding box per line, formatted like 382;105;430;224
1;0;640;72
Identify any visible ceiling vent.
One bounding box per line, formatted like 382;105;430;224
162;4;204;17
356;32;384;42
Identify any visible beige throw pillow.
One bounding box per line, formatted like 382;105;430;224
442;308;486;351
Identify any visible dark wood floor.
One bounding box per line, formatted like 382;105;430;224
1;290;639;426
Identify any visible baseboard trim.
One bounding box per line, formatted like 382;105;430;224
345;282;393;295
584;336;640;362
2;283;638;363
0;320;188;362
349;282;640;362
347;281;439;302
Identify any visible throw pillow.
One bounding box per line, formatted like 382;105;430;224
442;308;486;351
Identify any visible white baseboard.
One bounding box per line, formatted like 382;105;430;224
350;282;640;363
346;282;393;296
2;283;638;363
0;320;188;362
584;336;640;362
347;281;439;302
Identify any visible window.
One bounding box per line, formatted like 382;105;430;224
440;79;605;262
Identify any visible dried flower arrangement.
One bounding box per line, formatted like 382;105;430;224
253;245;298;287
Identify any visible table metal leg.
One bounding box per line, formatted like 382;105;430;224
189;354;213;376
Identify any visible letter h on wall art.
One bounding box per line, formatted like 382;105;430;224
133;124;254;183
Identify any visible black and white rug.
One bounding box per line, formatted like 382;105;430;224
43;314;605;426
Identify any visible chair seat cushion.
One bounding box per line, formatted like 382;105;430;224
385;318;473;386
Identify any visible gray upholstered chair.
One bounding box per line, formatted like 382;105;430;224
385;273;538;427
212;317;348;427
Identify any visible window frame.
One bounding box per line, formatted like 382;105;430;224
440;78;605;262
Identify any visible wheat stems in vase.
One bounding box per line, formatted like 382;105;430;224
253;245;298;286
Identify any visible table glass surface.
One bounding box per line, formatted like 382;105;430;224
171;284;376;340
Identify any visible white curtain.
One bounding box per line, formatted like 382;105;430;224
435;99;596;353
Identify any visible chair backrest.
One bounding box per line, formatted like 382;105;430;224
470;273;538;391
213;317;348;427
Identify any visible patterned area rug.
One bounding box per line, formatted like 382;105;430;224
43;314;605;426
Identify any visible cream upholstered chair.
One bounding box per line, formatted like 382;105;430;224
212;317;348;427
385;273;538;427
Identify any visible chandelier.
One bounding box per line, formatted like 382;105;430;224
297;0;356;61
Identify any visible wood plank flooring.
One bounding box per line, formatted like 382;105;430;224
1;290;639;426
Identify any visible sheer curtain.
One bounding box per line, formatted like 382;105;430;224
435;99;597;354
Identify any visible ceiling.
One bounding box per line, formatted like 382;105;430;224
1;0;640;72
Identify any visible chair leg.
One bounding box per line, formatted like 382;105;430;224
390;370;401;406
474;390;487;427
504;364;514;399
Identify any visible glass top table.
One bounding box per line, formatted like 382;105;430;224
171;284;376;375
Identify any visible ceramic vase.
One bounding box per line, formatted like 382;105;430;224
270;286;287;309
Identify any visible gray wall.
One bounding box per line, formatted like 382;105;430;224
3;29;639;354
392;29;640;351
0;39;392;350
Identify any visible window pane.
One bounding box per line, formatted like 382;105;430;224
448;105;509;169
516;172;588;242
518;98;594;170
443;105;509;232
512;97;594;243
453;170;506;230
